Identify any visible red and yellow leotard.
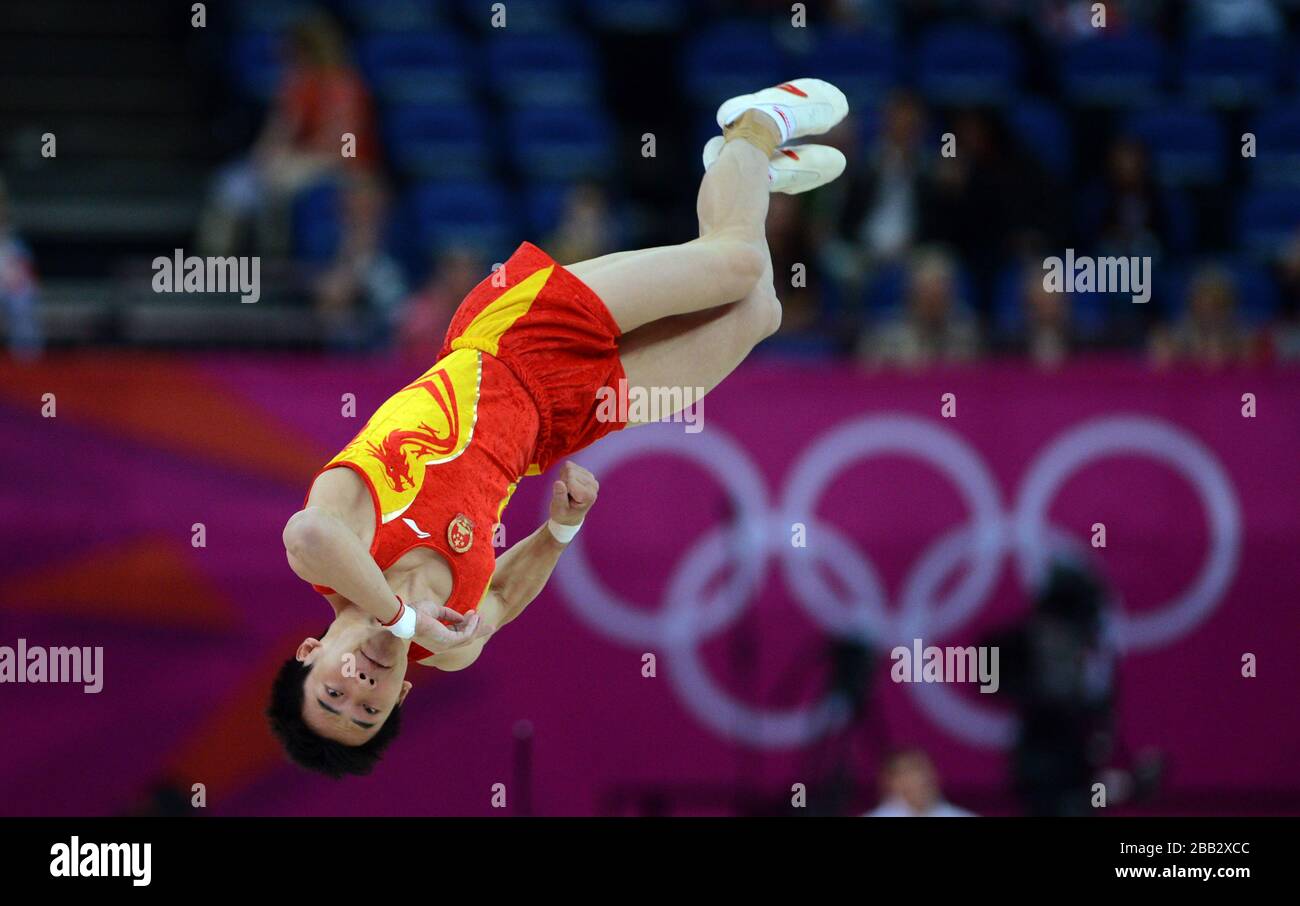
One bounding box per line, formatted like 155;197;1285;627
306;243;626;656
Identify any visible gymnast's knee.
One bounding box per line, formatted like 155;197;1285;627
741;286;781;344
711;238;766;300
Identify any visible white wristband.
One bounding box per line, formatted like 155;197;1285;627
547;518;583;544
385;602;418;640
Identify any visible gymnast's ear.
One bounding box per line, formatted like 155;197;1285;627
296;638;322;662
397;681;413;706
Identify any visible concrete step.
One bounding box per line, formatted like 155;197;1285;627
0;114;215;159
0;74;197;113
122;303;321;346
3;283;322;347
6;160;210;199
0;0;173;35
12;196;201;240
0;35;188;76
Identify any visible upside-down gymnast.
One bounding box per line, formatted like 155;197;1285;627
269;79;849;776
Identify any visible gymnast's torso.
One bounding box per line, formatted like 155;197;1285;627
304;347;540;624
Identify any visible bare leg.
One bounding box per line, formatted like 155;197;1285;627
568;122;777;333
617;248;781;424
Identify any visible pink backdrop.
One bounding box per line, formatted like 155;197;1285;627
0;353;1296;815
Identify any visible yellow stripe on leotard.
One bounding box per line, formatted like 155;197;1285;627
450;266;554;358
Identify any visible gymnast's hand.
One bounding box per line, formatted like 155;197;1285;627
409;601;493;654
550;460;599;526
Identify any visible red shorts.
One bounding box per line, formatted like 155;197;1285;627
439;242;627;471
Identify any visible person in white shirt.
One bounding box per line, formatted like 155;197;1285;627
866;749;975;817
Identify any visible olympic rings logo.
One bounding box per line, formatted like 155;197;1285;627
547;414;1241;750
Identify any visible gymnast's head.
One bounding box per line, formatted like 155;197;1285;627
266;608;413;777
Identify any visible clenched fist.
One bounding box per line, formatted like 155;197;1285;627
408;600;493;654
550;460;598;526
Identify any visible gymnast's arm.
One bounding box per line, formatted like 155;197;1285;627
423;523;568;671
283;504;481;651
426;462;598;671
283;505;402;623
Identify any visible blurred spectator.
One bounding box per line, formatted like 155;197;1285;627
921;107;1065;318
1021;271;1071;368
830;91;931;276
829;0;899;33
546;183;617;265
1188;0;1284;36
864;749;974;818
314;175;406;350
1039;0;1138;40
1079;138;1173;262
1270;230;1300;360
396;247;486;357
1149;265;1256;367
197;13;380;258
767;193;822;336
0;177;42;359
858;248;981;368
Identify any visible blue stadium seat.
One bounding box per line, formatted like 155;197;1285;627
1060;33;1166;107
524;182;629;248
229;32;282;101
683;22;784;104
1236;187;1300;258
1160;189;1198;255
1221;262;1280;325
507;107;614;181
691;109;723;158
1074;182;1195;256
457;0;574;32
231;0;313;32
292;182;342;264
916;25;1021;105
383;105;492;178
408;182;515;257
798;30;899;111
1122;108;1226;186
992;263;1108;340
337;0;445;32
1006;99;1072;177
993;265;1035;338
1182;35;1283;107
854;107;882;151
525;183;572;237
761;333;839;357
582;0;687;32
485;32;600;106
1248;105;1300;185
864;260;975;323
1161;260;1281;325
357;33;473;105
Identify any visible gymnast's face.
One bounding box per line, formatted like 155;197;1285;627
295;608;413;745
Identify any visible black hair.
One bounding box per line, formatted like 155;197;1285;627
266;654;403;779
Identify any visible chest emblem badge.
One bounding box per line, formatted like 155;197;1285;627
447;513;475;553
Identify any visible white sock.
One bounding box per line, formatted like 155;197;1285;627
728;103;794;144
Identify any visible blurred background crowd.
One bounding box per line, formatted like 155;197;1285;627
5;0;1300;368
2;0;1298;818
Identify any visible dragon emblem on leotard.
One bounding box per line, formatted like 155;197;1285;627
366;369;461;492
